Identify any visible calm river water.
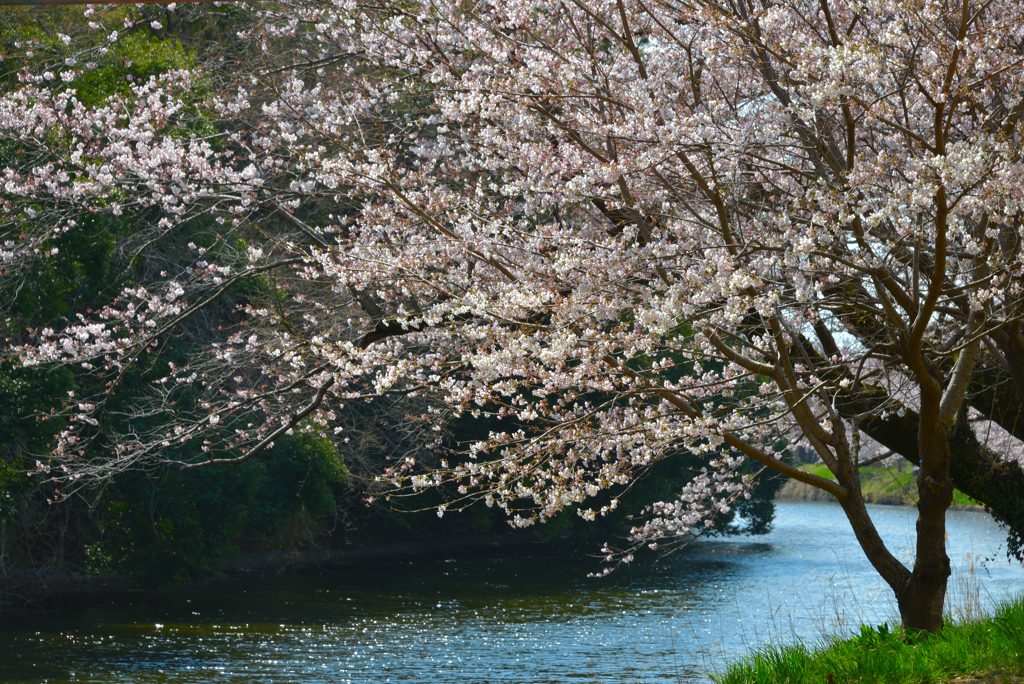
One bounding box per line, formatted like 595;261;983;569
2;501;1022;684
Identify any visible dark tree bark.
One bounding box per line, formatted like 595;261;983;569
899;408;954;632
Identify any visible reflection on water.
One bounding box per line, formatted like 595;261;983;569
1;502;1022;683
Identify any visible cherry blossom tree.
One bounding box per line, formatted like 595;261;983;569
5;0;1024;632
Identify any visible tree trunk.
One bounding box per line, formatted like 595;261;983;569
843;394;953;632
898;563;949;632
898;421;954;632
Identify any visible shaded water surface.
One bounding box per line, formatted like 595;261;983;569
2;502;1022;683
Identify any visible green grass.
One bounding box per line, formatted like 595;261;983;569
713;597;1024;684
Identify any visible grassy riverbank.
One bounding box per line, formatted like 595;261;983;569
714;597;1024;684
777;463;982;507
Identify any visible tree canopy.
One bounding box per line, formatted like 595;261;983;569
3;0;1024;631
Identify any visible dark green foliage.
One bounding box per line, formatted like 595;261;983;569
0;363;74;450
88;434;345;586
241;432;347;541
0;461;24;522
0;215;132;534
0;13;243;589
0;362;75;522
5;218;118;329
88;464;262;586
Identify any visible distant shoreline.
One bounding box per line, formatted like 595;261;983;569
776;471;983;510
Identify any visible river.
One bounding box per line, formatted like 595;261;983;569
1;501;1022;683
